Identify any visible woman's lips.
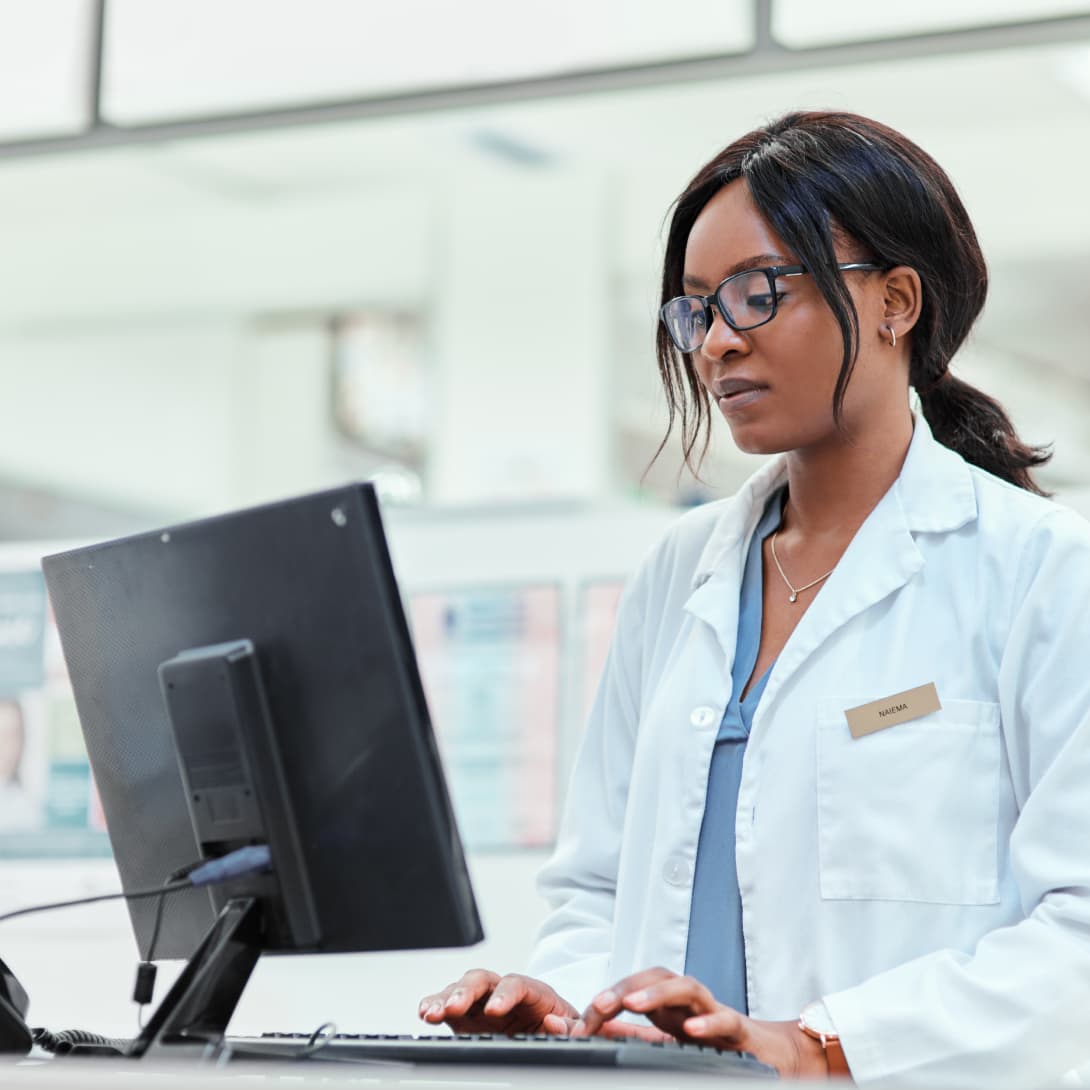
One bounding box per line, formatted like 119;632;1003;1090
717;386;768;413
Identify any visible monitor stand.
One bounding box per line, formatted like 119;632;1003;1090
127;896;263;1059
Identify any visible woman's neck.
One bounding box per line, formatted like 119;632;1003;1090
780;410;915;542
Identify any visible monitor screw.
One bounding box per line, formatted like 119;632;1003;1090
331;508;347;528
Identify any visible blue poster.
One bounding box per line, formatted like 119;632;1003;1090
0;571;46;696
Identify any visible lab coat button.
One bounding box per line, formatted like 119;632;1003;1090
663;856;692;886
690;706;718;728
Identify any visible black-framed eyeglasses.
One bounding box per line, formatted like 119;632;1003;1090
660;262;882;352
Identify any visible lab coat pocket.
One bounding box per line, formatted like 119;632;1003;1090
815;697;1000;905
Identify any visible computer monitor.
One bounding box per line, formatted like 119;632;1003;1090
41;483;483;1053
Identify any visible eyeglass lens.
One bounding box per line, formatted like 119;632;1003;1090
662;269;778;351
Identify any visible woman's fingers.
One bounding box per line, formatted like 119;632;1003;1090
595;1020;674;1043
682;1009;748;1047
621;974;719;1017
577;967;677;1036
575;970;740;1045
623;977;742;1044
418;969;499;1023
419;971;578;1036
482;975;534;1017
543;1013;672;1042
541;1013;576;1035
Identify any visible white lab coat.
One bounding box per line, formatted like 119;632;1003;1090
527;414;1090;1087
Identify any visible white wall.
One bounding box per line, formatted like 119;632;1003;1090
0;323;244;515
0;153;624;515
429;164;612;502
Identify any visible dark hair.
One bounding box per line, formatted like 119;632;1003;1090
655;110;1051;495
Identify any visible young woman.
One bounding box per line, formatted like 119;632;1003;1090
419;111;1090;1085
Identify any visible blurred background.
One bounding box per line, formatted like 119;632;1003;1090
0;0;1089;1043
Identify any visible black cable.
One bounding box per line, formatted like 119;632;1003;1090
31;1026;130;1056
301;1021;338;1058
135;859;206;1013
0;846;274;1042
0;878;192;925
223;1023;342;1063
146;893;168;966
149;859;204;964
0;846;271;927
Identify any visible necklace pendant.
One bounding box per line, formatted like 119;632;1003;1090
789;591;798;603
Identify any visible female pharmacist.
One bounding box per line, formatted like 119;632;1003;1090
419;111;1090;1086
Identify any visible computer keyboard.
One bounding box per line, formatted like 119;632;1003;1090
228;1030;778;1076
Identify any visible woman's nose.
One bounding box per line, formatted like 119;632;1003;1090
699;306;749;361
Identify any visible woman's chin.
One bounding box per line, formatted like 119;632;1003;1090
723;421;793;457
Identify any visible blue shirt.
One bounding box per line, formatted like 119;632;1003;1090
683;487;785;1012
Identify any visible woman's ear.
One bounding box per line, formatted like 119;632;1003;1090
881;266;922;345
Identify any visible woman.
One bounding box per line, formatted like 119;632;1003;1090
419;111;1090;1085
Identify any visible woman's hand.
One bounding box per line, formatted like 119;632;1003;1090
418;970;579;1036
571;967;830;1077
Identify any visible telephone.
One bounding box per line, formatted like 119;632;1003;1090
0;958;32;1054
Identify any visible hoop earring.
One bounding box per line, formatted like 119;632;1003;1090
885;324;897;348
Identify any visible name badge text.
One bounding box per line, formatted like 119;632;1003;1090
844;682;942;739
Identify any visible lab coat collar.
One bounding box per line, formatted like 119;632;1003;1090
688;412;977;591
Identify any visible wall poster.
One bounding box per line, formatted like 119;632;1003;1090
409;584;561;850
0;561;109;857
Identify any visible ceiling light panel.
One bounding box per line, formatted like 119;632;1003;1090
102;0;753;125
0;0;95;140
773;0;1090;48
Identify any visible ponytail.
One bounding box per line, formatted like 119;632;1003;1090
916;373;1052;496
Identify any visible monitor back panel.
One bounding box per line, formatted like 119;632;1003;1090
42;485;480;959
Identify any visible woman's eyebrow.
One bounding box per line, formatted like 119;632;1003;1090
682;253;790;290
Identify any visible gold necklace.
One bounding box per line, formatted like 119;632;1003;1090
769;529;837;604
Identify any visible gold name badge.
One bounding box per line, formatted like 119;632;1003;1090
844;682;942;739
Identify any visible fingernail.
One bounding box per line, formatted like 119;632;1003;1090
450;989;464;1005
428;1001;443;1017
627;989;650;1006
687;1016;708;1033
593;989;618;1011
